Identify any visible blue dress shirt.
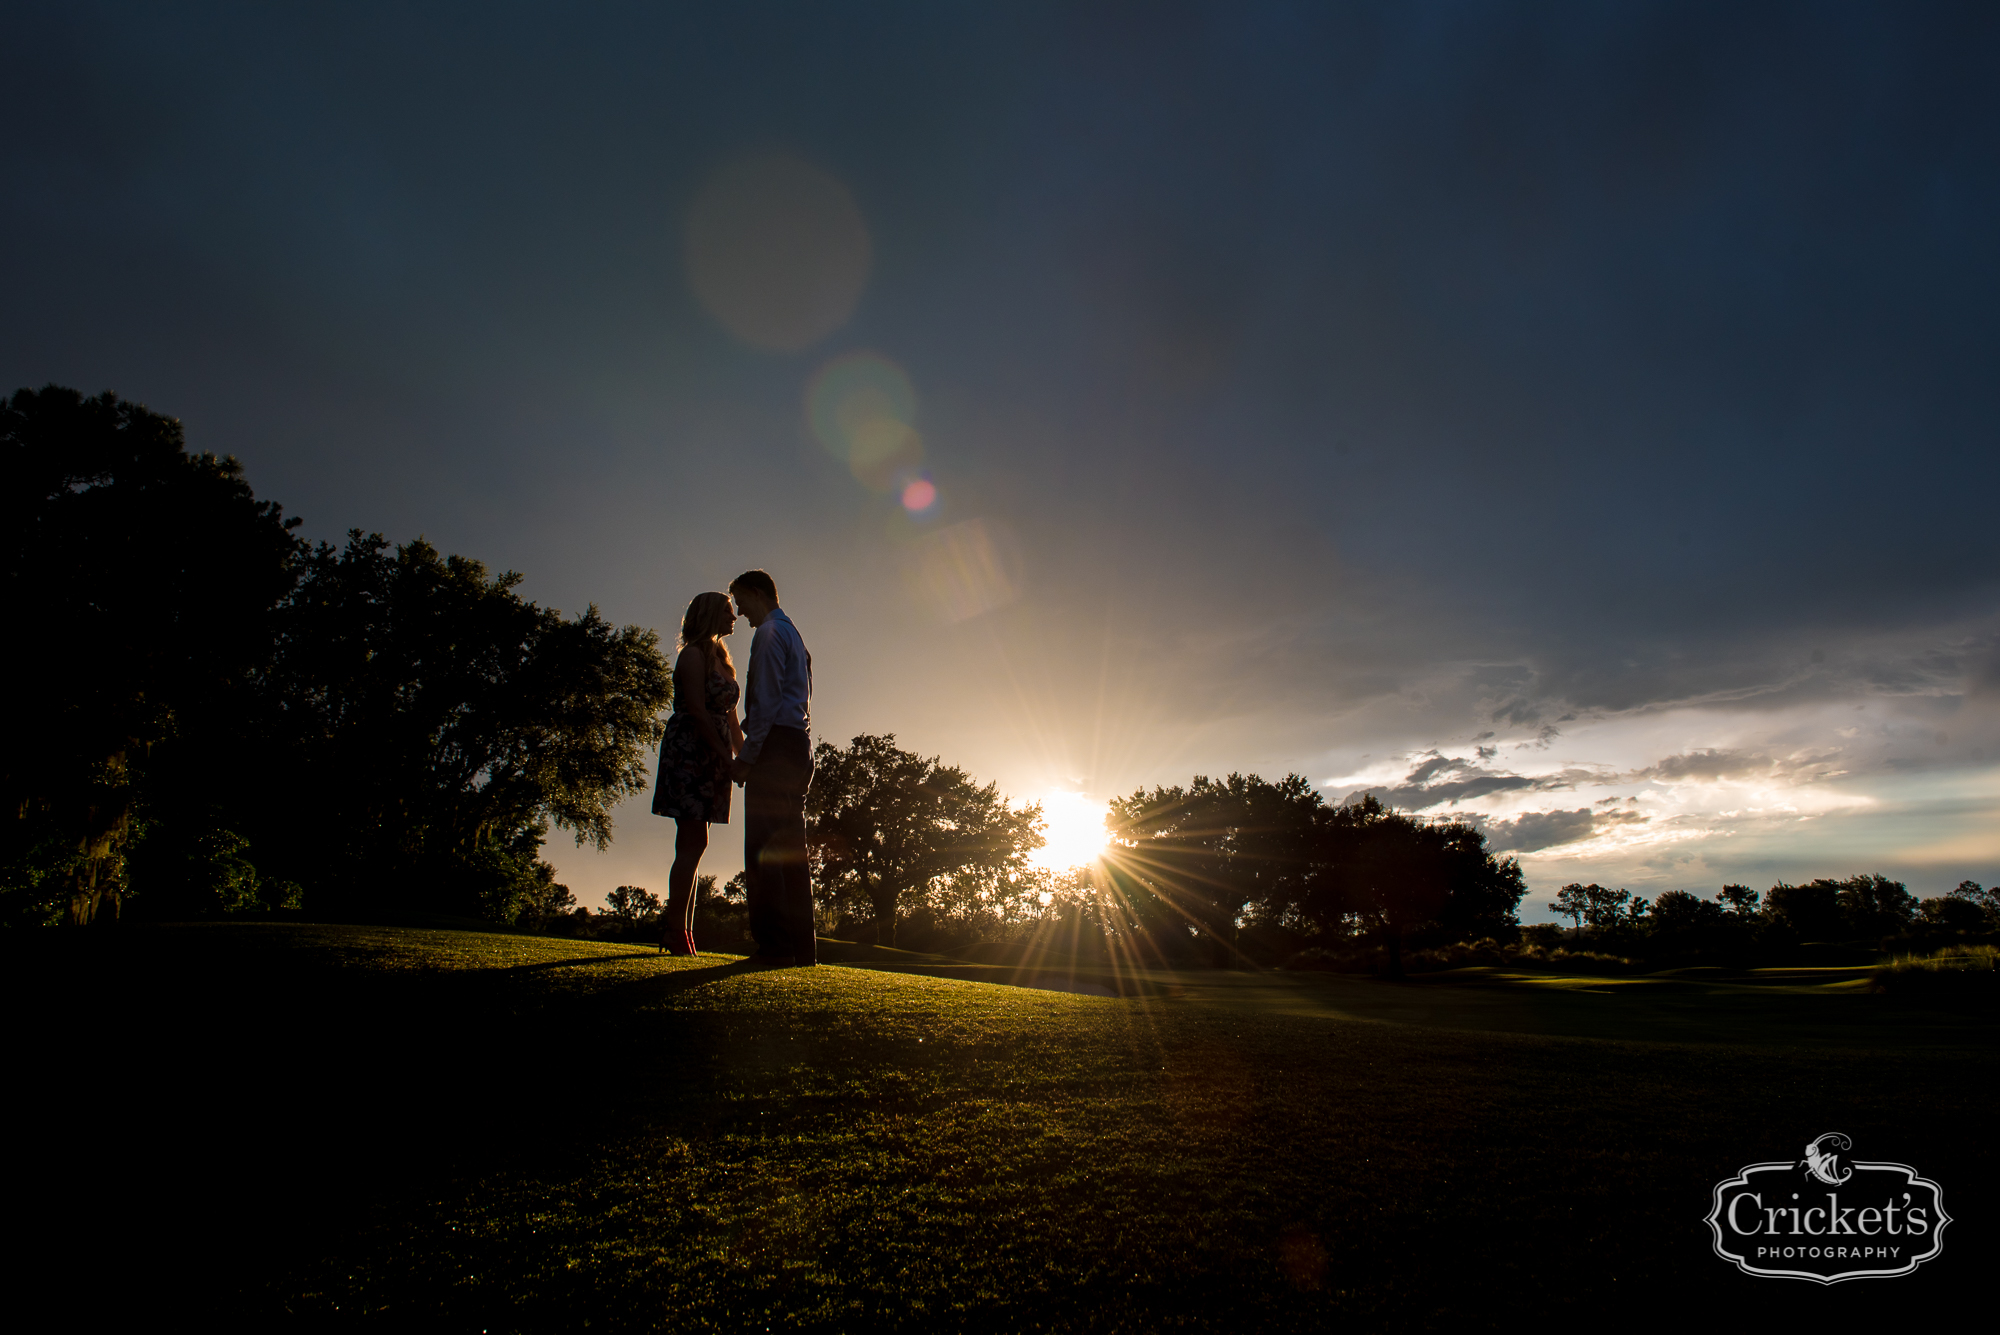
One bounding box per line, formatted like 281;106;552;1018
739;606;812;766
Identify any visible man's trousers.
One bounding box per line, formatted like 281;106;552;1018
743;725;816;963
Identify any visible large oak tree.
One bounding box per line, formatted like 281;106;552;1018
4;384;673;926
2;387;299;926
806;734;1043;946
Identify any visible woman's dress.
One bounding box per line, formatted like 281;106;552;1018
651;658;739;823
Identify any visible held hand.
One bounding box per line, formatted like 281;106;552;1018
730;758;753;785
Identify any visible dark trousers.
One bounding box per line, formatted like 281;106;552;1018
743;725;816;963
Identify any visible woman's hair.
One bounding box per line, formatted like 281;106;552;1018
679;591;734;670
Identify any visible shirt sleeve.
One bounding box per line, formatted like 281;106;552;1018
737;622;782;766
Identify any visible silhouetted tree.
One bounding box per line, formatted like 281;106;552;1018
257;532;673;919
1649;890;1715;930
1764;875;1915;943
1947;879;1998;928
1330;804;1525;975
2;386;300;926
1718;884;1761;917
604;885;664;931
1106;773;1324;966
1833;874;1917;939
805;734;1043;946
1551;883;1590;937
1762;880;1845;941
1916;896;1986;931
518;867;577;932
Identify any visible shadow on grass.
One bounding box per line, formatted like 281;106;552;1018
607;955;769;1003
815;936;1164;997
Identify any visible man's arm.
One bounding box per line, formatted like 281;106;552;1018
736;622;782;769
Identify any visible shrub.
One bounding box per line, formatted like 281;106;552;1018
1504;944;1640;973
1870;945;1999;1002
1283;946;1381;973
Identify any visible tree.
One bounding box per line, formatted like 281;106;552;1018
255;532;673;919
1584;885;1632;930
1833;874;1917;939
1763;881;1841;941
1916;896;1986;932
1106;773;1324;967
518;868;577;932
1765;875;1915;943
1717;884;1761;917
1650;889;1721;932
1551;883;1590;937
806;734;1043;946
1948;879;1998;928
2;386;300;926
1327;805;1524;975
604;885;663;927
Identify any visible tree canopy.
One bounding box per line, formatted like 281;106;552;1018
805;734;1043;946
1105;780;1526;971
254;532;672;919
3;385;672;926
3;386;299;926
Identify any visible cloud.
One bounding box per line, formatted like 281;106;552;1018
1482;806;1650;854
1344;750;1578;810
1625;748;1848;785
1630;749;1773;783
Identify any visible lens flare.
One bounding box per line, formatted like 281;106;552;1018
1030;790;1110;870
903;517;1023;622
684;154;871;352
901;477;937;512
805;352;923;490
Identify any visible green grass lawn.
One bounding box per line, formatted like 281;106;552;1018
11;924;1989;1328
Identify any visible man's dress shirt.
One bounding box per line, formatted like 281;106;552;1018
739;606;811;767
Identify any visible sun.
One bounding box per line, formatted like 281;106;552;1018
1029;790;1111;871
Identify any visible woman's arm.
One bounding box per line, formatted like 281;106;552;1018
674;647;733;763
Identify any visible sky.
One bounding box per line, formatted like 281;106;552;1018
7;2;1999;918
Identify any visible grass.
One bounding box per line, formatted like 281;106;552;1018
1871;944;2000;1001
10;924;1991;1328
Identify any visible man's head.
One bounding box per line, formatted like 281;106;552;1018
729;569;779;626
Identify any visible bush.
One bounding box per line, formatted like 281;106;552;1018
1281;938;1638;975
1870;945;1999;1002
1283;945;1381;973
1513;945;1640;973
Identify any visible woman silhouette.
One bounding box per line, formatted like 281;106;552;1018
650;591;743;954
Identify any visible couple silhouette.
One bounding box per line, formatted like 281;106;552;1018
650;569;816;966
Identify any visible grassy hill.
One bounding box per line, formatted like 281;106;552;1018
11;924;1989;1327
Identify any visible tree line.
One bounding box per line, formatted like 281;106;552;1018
797;752;1527;973
21;385;1978;968
0;383;1574;959
1546;875;1999;956
4;386;670;926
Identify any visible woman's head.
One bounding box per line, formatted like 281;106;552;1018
680;591;736;660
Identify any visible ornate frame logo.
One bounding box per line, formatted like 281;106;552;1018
1707;1132;1951;1283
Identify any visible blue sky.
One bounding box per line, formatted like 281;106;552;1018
7;2;1998;914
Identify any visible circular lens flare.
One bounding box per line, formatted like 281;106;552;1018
685;154;871;352
1030;790;1110;870
901;477;937;512
805;352;922;490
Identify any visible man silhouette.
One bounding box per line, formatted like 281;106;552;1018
728;570;816;966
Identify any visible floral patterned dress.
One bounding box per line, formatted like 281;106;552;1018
651;658;739;823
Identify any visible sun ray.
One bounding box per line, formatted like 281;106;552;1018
1028;790;1111;871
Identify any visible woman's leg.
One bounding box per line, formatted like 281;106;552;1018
664;818;708;951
